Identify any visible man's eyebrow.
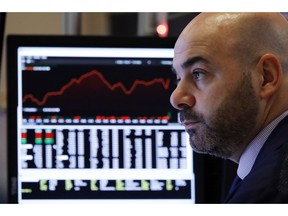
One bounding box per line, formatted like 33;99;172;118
181;56;209;69
171;56;209;74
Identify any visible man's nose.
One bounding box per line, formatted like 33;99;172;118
170;82;196;110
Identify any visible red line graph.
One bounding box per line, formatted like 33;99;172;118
22;70;171;106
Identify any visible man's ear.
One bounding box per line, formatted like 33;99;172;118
258;54;282;99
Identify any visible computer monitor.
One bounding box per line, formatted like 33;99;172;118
6;35;195;204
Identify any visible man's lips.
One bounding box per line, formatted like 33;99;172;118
182;120;200;130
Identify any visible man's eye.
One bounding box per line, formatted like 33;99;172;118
192;71;204;81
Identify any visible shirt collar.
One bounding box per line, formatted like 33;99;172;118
237;110;288;180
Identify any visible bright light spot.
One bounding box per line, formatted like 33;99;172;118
156;23;168;37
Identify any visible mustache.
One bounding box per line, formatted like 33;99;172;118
178;108;204;124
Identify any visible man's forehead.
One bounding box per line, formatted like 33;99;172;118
174;14;243;58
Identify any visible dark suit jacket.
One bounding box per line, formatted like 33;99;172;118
225;115;288;203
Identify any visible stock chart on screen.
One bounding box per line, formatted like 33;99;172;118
7;36;194;203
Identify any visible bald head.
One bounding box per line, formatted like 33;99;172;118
176;12;288;72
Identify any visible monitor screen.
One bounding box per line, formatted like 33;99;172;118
6;35;195;204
